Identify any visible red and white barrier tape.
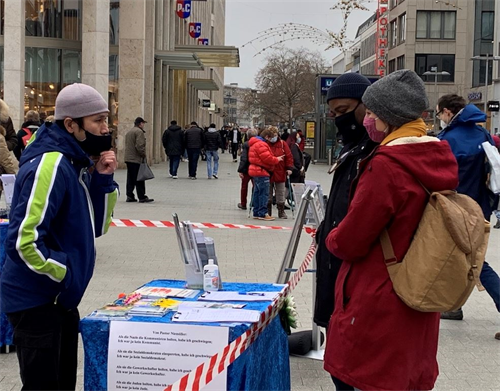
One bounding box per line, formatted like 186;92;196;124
164;239;317;391
110;218;316;235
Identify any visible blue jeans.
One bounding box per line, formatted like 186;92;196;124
206;150;219;177
186;148;200;177
253;176;270;217
168;155;180;176
480;261;500;312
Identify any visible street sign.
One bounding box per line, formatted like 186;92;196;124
202;99;211;108
488;101;500;112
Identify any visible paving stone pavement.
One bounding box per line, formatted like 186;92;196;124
1;152;499;391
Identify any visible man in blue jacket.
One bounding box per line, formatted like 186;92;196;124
0;83;118;389
437;94;500;339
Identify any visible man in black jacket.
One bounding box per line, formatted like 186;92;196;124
162;120;184;178
184;122;204;179
314;73;378;330
203;123;222;179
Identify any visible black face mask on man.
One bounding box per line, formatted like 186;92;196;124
77;128;112;156
334;103;366;145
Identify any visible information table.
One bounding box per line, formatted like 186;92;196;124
0;221;13;348
81;279;290;391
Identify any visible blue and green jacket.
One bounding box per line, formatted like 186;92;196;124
437;104;495;219
0;122;118;313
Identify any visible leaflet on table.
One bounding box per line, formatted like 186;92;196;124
91;304;133;318
134;286;199;299
128;306;170;317
198;291;279;302
177;301;246;310
172;308;261;323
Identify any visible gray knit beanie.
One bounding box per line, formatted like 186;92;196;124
361;70;429;128
55;83;109;120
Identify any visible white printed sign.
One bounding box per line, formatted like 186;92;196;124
108;322;229;391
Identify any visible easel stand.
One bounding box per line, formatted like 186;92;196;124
276;187;325;361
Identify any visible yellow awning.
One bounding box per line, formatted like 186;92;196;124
175;45;240;68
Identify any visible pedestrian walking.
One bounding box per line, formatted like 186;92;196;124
229;126;242;162
124;117;154;203
288;132;305;184
248;128;282;221
184;121;204;179
266;126;293;218
162;120;184;179
0;83;118;390
220;125;228;153
204;123;222;179
237;128;258;210
437;94;500;339
324;70;458;391
14;110;40;160
314;73;377;329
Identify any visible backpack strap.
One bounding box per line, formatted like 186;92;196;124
380;229;398;265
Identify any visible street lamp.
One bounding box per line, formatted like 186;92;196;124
470;54;500;115
423;68;451;131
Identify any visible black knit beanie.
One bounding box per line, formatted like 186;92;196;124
326;73;372;103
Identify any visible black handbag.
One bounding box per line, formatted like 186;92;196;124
137;159;154;181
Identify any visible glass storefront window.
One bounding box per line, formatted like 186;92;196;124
25;0;81;40
25;47;61;115
62;50;81;85
110;0;119;45
109;54;119;146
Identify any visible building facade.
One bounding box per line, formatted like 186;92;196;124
334;0;499;132
0;0;239;164
223;83;259;128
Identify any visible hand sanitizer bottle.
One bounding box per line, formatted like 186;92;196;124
203;259;219;291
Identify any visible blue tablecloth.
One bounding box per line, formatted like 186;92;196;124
81;279;290;391
0;221;13;348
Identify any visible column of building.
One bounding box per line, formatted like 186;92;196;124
117;0;147;166
4;0;25;129
82;0;110;102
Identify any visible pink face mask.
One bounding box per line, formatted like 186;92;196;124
363;116;386;143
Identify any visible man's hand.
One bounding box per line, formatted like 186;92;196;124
277;155;285;161
239;173;244;179
95;151;117;175
286;170;292;176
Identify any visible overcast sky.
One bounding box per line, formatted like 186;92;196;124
224;0;377;89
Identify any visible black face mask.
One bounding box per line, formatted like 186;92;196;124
77;128;112;156
334;104;366;145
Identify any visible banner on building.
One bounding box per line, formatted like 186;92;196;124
198;38;209;45
176;0;191;19
189;22;202;38
375;0;389;77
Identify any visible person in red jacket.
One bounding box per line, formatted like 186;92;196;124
324;70;459;391
266;126;293;218
248;128;282;221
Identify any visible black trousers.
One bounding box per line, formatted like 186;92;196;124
231;143;239;160
126;162;146;200
8;303;80;390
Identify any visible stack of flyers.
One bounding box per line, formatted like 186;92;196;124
128;305;170;317
90;304;132;319
134;286;199;299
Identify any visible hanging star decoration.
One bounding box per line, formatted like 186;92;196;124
242;0;372;56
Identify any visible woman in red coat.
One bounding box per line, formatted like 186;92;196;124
324;70;459;391
248;128;282;221
267;127;293;218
